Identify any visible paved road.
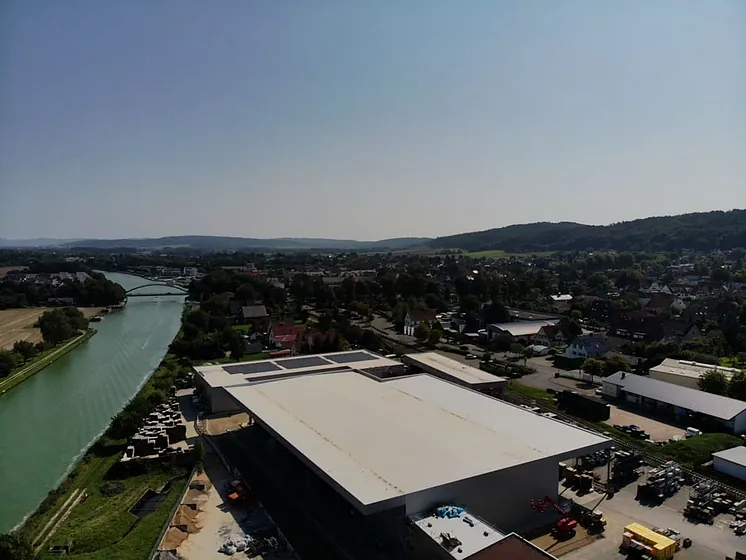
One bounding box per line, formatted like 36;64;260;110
511;356;598;395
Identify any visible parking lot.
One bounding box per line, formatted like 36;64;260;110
604;407;685;442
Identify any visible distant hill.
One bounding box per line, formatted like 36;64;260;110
0;238;80;248
431;210;746;253
58;236;432;251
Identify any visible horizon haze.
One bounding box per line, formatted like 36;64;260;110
2;1;745;240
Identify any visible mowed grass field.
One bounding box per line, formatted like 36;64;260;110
0;308;48;349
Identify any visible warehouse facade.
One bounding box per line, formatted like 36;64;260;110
712;446;746;482
602;372;746;434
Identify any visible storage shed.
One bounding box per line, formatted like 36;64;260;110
712;446;746;482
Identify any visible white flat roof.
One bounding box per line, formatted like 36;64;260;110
713;446;746;467
226;371;610;512
411;508;505;558
402;352;507;388
651;358;742;380
194;350;402;389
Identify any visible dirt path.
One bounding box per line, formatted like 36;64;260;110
32;488;83;549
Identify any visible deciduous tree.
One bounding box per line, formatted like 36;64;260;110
698;369;729;396
12;340;37;362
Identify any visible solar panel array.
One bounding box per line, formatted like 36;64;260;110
224;362;281;375
278;356;331;369
326;351;375;364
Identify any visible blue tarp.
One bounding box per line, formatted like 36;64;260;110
436;506;465;519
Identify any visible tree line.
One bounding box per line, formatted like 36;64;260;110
0;271;125;309
0;308;89;378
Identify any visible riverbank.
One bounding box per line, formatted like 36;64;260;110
19;354;195;559
0;329;96;394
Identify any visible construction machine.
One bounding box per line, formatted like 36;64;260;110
531;496;578;539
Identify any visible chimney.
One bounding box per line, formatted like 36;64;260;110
622;371;626;379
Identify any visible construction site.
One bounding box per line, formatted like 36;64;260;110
183;351;746;559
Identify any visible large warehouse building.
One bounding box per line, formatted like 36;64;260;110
649;358;743;390
401;352;508;394
603;371;746;434
196;351;610;558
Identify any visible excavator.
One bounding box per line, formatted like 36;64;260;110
531;496;578;539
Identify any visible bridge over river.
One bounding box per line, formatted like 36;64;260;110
124;282;189;297
0;272;185;533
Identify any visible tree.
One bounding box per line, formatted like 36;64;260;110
523;346;535;366
727;371;746;401
414;323;430;343
37;309;74;345
427;328;442;347
509;343;524;356
711;266;732;285
317;313;334;333
12;340;37;362
582;358;604;383
698;369;729;395
604;355;631;377
0;350;18;378
483;301;509;324
235;283;257;303
0;532;34;560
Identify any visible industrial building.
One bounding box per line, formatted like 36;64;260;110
649;358;743;390
401;352;508;393
602;371;746;434
712;446;746;482
194;350;406;414
198;351;610;558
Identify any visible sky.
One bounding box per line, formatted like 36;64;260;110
1;1;745;241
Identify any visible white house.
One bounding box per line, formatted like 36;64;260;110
404;309;437;336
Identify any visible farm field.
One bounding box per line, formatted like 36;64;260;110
0;307;103;349
0;308;48;349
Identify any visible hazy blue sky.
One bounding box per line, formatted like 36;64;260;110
1;1;745;240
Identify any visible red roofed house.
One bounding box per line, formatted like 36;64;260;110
404;309;438;336
268;320;307;355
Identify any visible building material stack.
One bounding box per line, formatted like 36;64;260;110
684;480;716;524
611;449;644;484
637;461;683;502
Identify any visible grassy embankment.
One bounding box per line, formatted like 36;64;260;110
0;329;96;393
20;355;194;559
508;380;743;473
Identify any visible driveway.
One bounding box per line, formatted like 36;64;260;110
518;356;597;395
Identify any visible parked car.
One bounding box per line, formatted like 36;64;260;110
465;353;477;360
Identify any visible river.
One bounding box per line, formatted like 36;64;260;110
0;272;185;533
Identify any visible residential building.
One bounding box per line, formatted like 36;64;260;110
238;305;269;331
566;334;611;359
404;309;438;336
602;372;746;434
183;267;199;277
549;294;573;311
534;325;567;348
608;310;664;342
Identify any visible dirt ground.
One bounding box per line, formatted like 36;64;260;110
0;266;27;278
604;407;685;442
0;307;104;350
205;413;251;436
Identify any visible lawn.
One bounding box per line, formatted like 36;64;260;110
507;380;557;406
29;438;192;559
719;356;746;369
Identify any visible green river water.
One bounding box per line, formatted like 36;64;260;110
0;272;185;533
